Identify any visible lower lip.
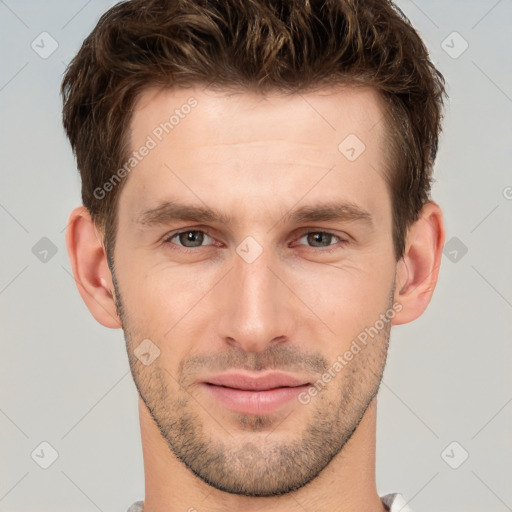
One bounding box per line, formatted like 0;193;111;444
202;383;310;415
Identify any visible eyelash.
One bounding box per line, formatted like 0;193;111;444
161;228;350;254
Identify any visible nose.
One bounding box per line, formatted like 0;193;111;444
215;248;296;353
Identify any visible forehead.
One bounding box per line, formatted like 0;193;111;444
130;84;387;150
120;84;390;223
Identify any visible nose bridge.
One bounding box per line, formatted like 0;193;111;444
216;245;293;352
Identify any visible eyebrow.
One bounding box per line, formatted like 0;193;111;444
136;200;373;228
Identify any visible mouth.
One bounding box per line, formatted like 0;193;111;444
201;372;311;415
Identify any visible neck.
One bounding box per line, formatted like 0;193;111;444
138;396;386;512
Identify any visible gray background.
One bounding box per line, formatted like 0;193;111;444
1;1;511;511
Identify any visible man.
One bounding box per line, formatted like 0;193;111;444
62;0;447;510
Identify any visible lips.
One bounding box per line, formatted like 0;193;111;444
204;372;309;391
201;372;311;415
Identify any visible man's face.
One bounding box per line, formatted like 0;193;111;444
112;85;398;496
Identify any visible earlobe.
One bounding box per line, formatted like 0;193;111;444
392;201;445;326
65;206;122;329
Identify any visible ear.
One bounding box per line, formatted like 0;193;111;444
65;206;122;329
392;201;445;325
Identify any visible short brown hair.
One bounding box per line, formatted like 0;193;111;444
61;0;447;264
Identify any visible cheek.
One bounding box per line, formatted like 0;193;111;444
117;267;204;379
118;261;214;340
292;256;395;341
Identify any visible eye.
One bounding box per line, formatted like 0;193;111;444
161;228;349;253
163;229;215;249
295;231;349;252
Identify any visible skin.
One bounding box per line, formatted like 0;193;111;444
66;85;444;512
